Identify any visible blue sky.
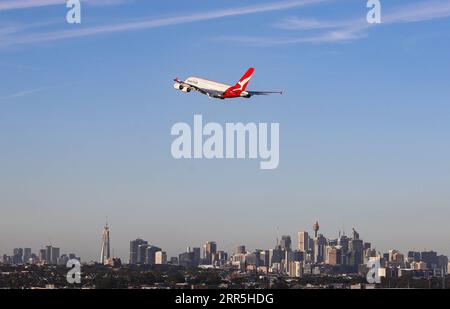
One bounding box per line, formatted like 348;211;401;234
1;0;450;261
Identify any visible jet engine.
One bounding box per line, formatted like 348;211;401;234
173;82;191;92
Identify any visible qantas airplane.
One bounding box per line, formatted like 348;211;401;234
173;68;282;99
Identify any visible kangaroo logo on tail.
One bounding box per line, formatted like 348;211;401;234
235;67;254;91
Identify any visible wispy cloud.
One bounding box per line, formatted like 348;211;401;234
0;81;84;101
384;0;450;23
5;0;449;48
221;0;450;46
0;0;132;11
0;62;39;71
0;0;328;47
0;0;63;11
276;17;355;30
0;86;50;101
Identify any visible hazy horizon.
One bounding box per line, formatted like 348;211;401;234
1;217;449;262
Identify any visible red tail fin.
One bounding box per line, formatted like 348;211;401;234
234;67;254;91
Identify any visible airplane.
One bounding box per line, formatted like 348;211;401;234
173;68;282;100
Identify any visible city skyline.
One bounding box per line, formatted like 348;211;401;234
3;218;449;290
2;219;448;263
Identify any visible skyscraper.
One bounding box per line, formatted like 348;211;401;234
129;238;148;264
45;246;52;264
280;235;292;252
326;246;342;265
236;246;246;255
388;249;405;266
271;244;283;265
259;250;270;267
100;220;111;265
348;229;364;271
407;251;421;262
179;251;193;268
192;247;201;266
39;249;47;263
23;248;32;264
314;234;327;263
155;251;167;265
298;231;310;252
146;246;161;265
43;245;60;265
421;251;438;270
137;244;148;264
51;247;60;265
338;234;349;265
13;248;23;264
352;228;360;240
203;241;217;265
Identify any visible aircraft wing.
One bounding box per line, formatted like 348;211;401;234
247;91;283;96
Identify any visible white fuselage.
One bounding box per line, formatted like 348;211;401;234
185;76;231;93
